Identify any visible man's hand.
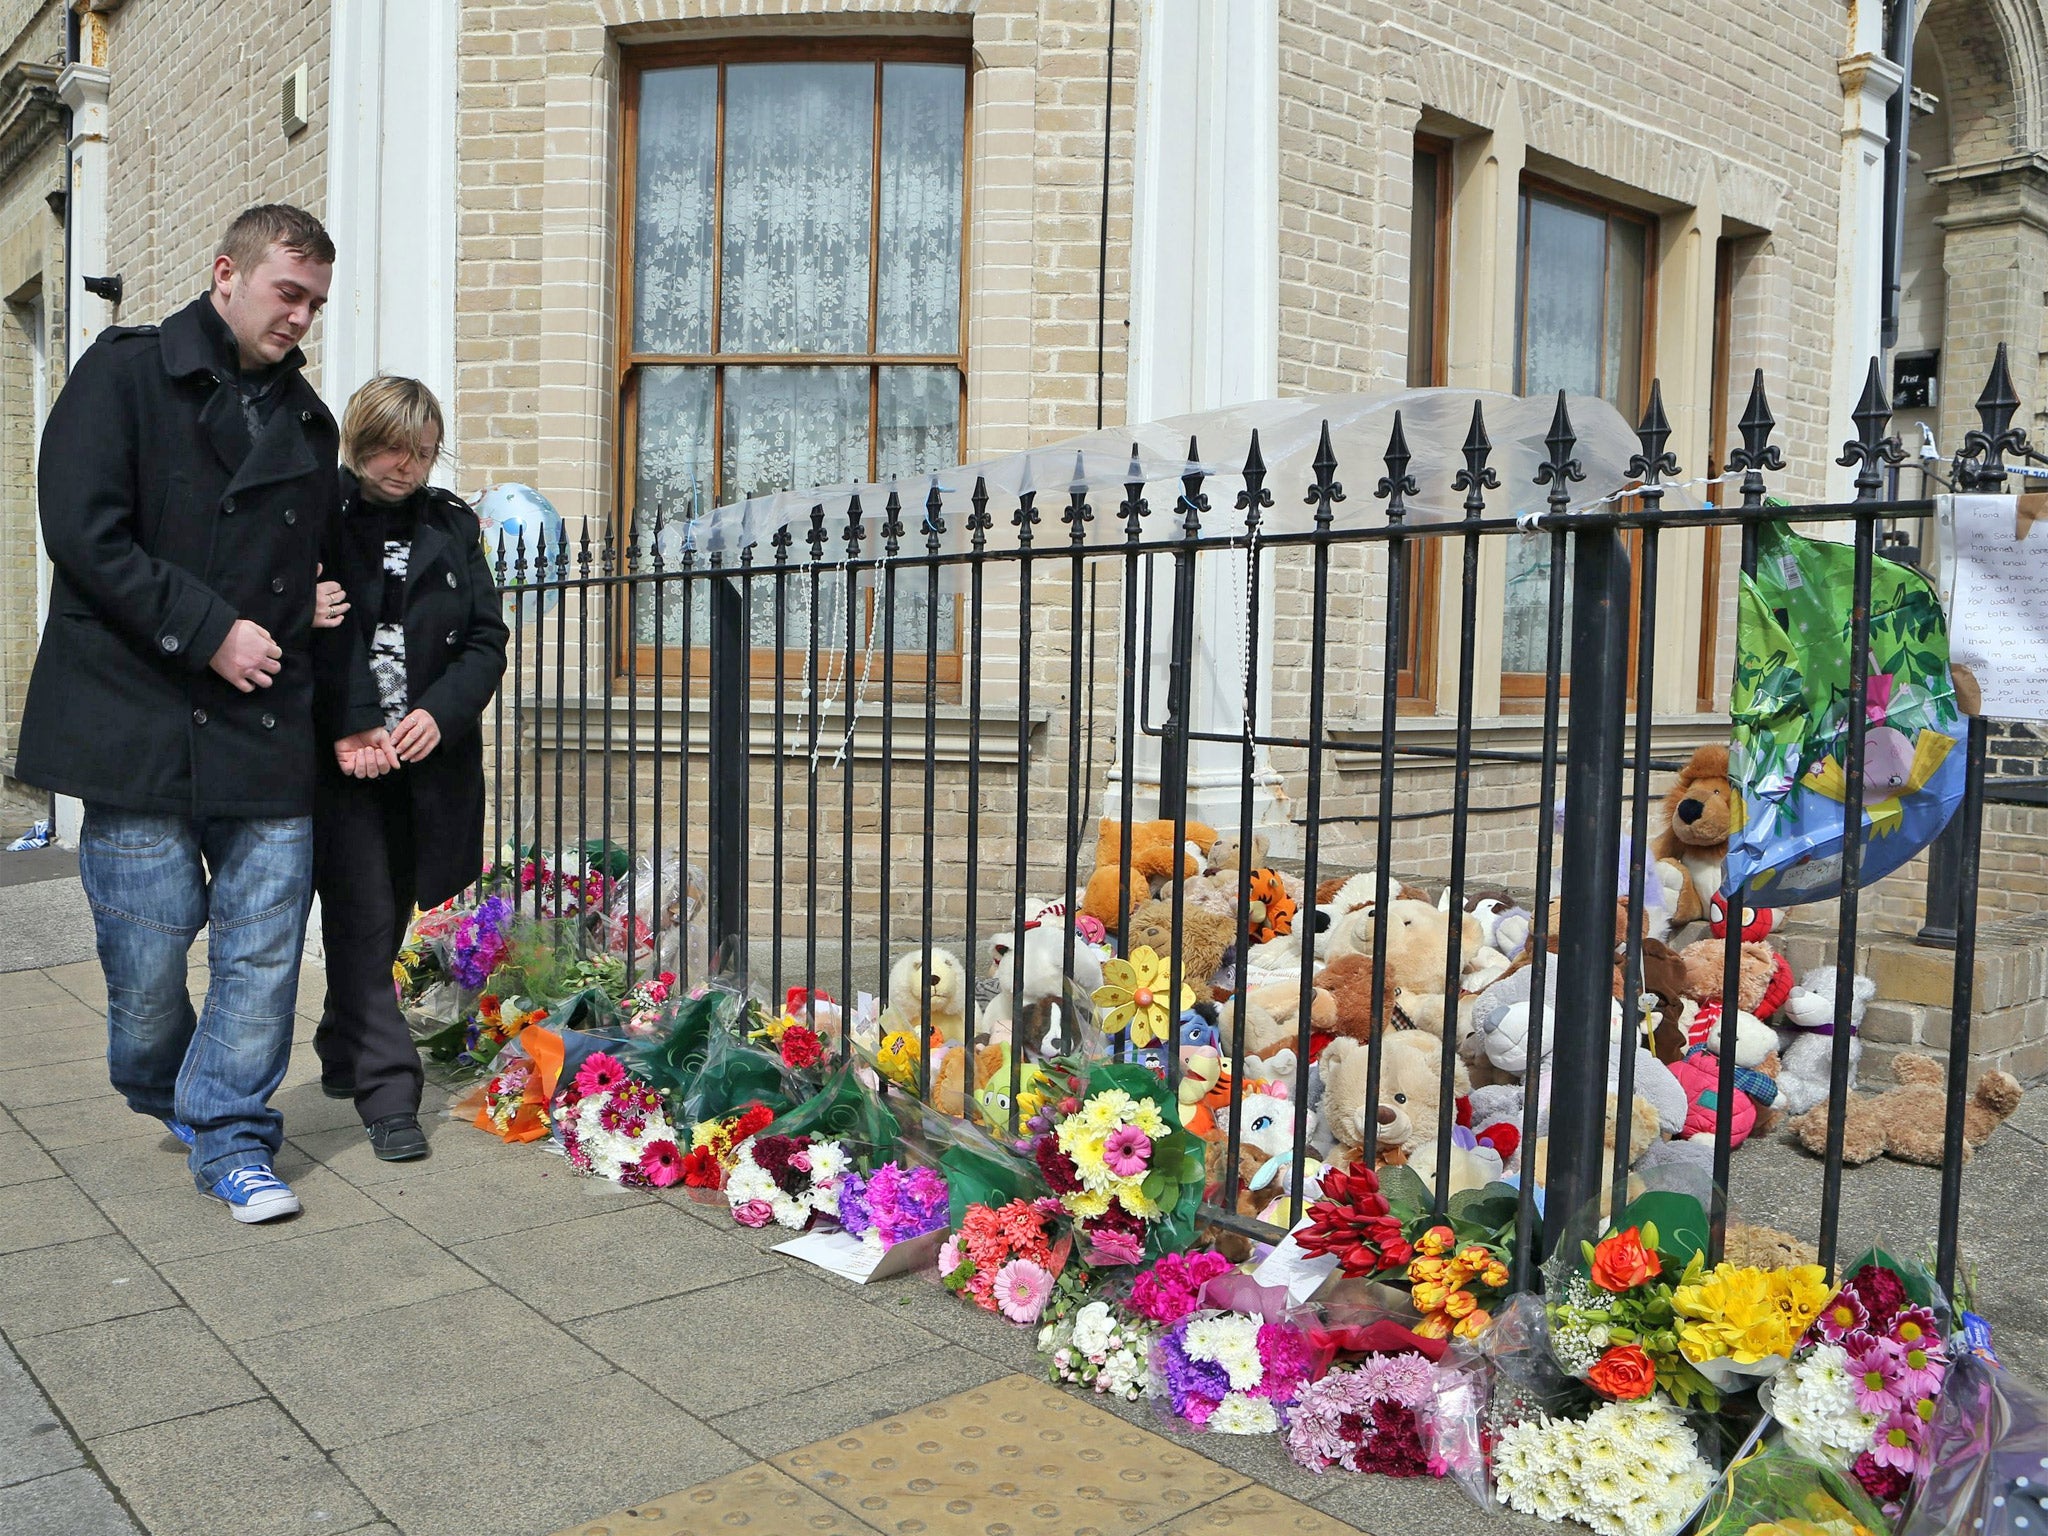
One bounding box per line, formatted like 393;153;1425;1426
313;565;349;630
390;709;441;763
335;728;401;779
209;619;282;692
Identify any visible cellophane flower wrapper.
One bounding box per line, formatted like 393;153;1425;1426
1897;1351;2048;1536
762;1060;902;1170
669;993;791;1126
1284;1291;1477;1479
1692;1439;1890;1536
1149;1284;1321;1437
1037;1296;1159;1402
629;983;747;1103
453;1024;565;1143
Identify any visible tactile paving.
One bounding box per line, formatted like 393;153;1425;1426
1148;1485;1352;1533
555;1462;884;1536
771;1373;1250;1536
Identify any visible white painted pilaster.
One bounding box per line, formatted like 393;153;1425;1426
1118;0;1285;846
1830;11;1904;501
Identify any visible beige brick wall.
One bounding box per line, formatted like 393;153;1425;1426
101;0;332;352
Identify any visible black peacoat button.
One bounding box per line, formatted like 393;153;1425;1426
261;712;276;729
283;508;296;525
191;708;208;726
446;571;457;589
270;577;285;594
445;630;459;646
160;635;179;653
222;496;236;514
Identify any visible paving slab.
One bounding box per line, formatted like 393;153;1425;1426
289;1113;497;1189
0;999;104;1042
1148;1485;1355;1534
451;1202;780;1322
569;1268;949;1419
0;972;86;1012
12;1093;169;1152
0;1129;60;1187
0;1339;82;1489
361;1141;656;1244
337;1370;749;1536
157;1217;490;1343
0;1234;178;1338
0;1055;133;1110
236;1288;612;1450
0;1174;112;1254
707;1343;1011;1458
1308;1471;1559;1535
0;1467;143;1536
52;1134;304;1203
101;1164;385;1265
771;1374;1249;1536
556;1462;886;1536
848;1269;1044;1373
16;1307;264;1440
89;1397;377;1536
0;1019;111;1064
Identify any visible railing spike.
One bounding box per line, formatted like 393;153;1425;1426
1957;342;2029;491
1629;378;1681;507
1836;357;1906;500
1374;410;1419;520
1533;390;1585;515
1303;418;1346;525
1236;428;1273;519
1728;369;1785;508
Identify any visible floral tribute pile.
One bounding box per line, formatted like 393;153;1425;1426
1025;1065;1205;1266
725;1133;848;1229
941;1199;1066;1323
680;1101;776;1191
1492;1395;1716;1533
1039;1300;1157;1401
1151;1307;1318;1435
1286;1350;1449;1477
553;1051;683;1188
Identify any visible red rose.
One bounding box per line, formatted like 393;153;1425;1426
1585;1344;1657;1401
1589;1227;1661;1293
780;1024;824;1070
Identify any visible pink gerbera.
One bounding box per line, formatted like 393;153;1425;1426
1811;1289;1869;1345
1086;1226;1144;1267
1849;1339;1907;1414
937;1234;963;1277
637;1140;684;1188
992;1258;1053;1324
1869;1409;1928;1476
1102;1125;1153;1178
574;1052;628;1097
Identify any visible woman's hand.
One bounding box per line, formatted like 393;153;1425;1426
335;728;399;778
314;565;350;629
391;708;442;763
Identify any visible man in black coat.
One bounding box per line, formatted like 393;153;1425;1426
16;205;394;1225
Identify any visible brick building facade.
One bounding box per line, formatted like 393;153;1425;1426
4;0;2046;956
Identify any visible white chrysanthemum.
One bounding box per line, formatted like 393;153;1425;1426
806;1141;849;1182
1070;1302;1116;1358
1183;1315;1264;1391
1803;1343;1853;1397
724;1163;776;1203
1207;1392;1279;1435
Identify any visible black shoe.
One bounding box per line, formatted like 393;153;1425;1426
320;1074;356;1101
366;1115;429;1162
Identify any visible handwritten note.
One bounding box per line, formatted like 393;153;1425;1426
1945;493;2048;719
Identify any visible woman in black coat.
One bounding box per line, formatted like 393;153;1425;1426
312;376;508;1160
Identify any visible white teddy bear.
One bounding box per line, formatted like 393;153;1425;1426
1774;964;1873;1117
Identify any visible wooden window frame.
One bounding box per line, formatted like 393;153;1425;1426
615;40;974;686
1398;134;1451;712
1500;174;1659;706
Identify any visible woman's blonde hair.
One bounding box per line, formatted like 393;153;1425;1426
341;375;445;474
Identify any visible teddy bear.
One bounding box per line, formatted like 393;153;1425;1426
1124;898;1237;998
1721;1221;1818;1270
1773;964;1873;1118
1322;897;1474;1036
1789;1053;2022;1166
1079;817;1219;934
1437;887;1519;992
884;946;975;1046
1318;1030;1498;1195
876;1036;1008;1119
1310;952;1387;1044
1652;745;1738;928
982;899;1109;1058
1678;935;1792;1022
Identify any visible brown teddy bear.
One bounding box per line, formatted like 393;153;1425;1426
1311;952;1387;1043
1319;1030;1493;1195
1721;1220;1817;1270
1078;817;1219;935
927;1040;1010;1118
1125;897;1236;997
1652;745;1737;927
1789;1053;2022;1166
1322;898;1467;1036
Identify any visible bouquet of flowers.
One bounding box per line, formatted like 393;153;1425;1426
836;1161;949;1253
553;1051;684;1188
940;1199;1066;1323
1286;1350;1450;1476
1026;1063;1205;1265
1407;1223;1513;1342
725;1133;849;1229
1491;1396;1716;1534
748;1009;828;1072
1151;1305;1319;1435
1550;1221;1725;1410
1763;1257;1951;1517
621;970;679;1040
458;993;549;1068
1038;1299;1158;1402
1127;1249;1237;1328
1670;1257;1831;1388
1294;1161;1414;1278
450;894;516;991
1690;1440;1888;1536
681;1100;777;1190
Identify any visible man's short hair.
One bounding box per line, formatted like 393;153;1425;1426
341;376;445;474
216;204;335;274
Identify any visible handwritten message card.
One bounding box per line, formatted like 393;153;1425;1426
1945;493;2048;720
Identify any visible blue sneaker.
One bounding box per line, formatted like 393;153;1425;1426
208;1165;302;1224
163;1118;195;1148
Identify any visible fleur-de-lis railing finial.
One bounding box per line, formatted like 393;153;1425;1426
1179;437;1208;537
1629;379;1681;508
1454;400;1500;518
1956;343;2029;491
1062;451;1092;544
1534;391;1585;516
1836;358;1907;500
770;519;793;565
1304;419;1346;528
806;502;828;562
1374;411;1418;520
967;476;992;551
1236;430;1273;523
923;482;946;556
843;494;865;561
1119;445;1150;542
881;486;905;558
1012;461;1039;545
1727;370;1785;509
649;502;667;573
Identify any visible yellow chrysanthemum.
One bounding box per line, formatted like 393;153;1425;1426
1091;946;1195;1048
1131;1100;1169;1139
1067;1187;1112;1220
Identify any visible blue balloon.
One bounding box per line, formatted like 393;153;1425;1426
476;483;564;622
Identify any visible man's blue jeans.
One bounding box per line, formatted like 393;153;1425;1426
78;806;312;1190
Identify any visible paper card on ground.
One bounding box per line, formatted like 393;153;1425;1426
1252;1220;1340;1305
774;1225;945;1285
1943;493;2048;719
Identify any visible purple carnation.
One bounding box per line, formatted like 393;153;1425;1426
1254;1322;1316;1404
866;1163;950;1247
837;1170;874;1240
1153;1326;1231;1422
451;896;513;990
